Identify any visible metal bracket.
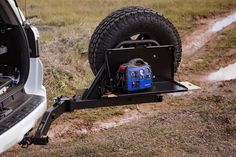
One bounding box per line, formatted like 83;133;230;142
20;45;189;146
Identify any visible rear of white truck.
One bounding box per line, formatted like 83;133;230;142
0;0;47;153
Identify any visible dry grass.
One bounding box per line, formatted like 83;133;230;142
19;0;236;30
2;2;236;156
16;0;236;119
190;28;236;73
16;0;236;99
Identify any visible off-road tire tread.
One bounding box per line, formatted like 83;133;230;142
89;6;182;74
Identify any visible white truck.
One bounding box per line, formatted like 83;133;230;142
0;0;46;153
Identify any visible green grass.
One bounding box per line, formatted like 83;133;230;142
190;28;236;73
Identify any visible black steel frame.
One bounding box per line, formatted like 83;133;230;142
20;43;188;147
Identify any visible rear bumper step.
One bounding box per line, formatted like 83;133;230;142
0;92;44;135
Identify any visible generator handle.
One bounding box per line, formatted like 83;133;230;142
128;58;146;66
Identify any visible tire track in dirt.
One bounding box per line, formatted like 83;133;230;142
182;11;236;57
47;9;236;142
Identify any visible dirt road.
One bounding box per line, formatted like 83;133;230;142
2;7;236;157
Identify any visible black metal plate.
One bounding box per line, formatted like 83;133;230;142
107;45;174;82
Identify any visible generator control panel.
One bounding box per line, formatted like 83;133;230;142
115;58;153;92
127;65;152;91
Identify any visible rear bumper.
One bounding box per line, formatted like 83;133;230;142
0;57;47;153
0;97;46;153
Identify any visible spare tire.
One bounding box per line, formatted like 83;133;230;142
88;6;182;75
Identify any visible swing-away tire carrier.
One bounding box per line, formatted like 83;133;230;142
20;45;190;147
21;93;165;146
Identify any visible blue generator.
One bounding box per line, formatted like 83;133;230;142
115;58;153;92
